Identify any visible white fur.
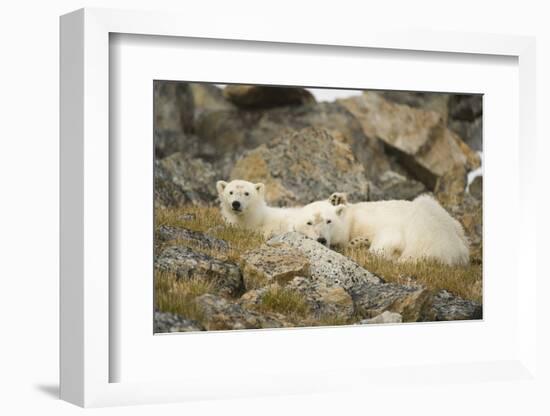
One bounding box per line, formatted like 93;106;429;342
291;201;350;247
216;179;299;237
298;194;469;266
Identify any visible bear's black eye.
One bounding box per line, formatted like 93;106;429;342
229;191;233;195
307;221;312;226
326;219;332;224
244;192;249;196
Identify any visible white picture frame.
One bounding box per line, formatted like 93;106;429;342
60;7;538;408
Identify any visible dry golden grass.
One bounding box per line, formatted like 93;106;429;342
155;204;482;327
154;271;215;325
156;204;265;263
256;286;310;318
341;247;482;303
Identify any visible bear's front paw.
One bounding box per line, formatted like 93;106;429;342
329;192;348;206
349;237;370;249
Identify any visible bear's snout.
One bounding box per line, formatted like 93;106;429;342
232;201;241;210
317;237;327;245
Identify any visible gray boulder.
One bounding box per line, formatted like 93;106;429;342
230;128;370;206
267;232;381;289
241;244;309;289
432;290;482;321
155;246;243;297
195;101;390;179
369;170;427;201
349;280;433;322
338;92;480;189
154;152;218;207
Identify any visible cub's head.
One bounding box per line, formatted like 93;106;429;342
216;179;266;215
293;203;346;247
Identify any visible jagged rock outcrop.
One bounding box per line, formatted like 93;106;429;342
338;92;480;189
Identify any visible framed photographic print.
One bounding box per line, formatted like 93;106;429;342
60;7;538;408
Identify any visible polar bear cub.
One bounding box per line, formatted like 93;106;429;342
300;193;469;266
292;200;350;247
216;179;300;237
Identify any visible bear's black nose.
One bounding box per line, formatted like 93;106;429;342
232;201;241;210
317;237;327;245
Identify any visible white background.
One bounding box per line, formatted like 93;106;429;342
112;33;517;384
0;1;548;415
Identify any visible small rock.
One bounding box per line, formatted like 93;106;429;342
360;311;403;324
286;277;355;320
350;280;433;322
195;294;291;330
431;290;482;321
154;311;205;332
241;244;309;289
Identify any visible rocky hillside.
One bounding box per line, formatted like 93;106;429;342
153;82;483;332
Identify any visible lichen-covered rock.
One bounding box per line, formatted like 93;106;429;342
360;311;403;324
231;128;370;206
223;85;316;109
268;233;434;322
267;232;381;289
431;290;482;321
156;225;230;252
349;280;433;322
240;278;354;323
154;152;218;207
241;244;309;289
286;277;355;320
154;311;205;333
195;294;291;330
195;101;390;179
154;81;234;136
379;91;450;119
338;92;480;189
155;246;243;296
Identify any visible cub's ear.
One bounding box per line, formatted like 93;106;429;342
335;204;346;216
216;180;228;194
255;183;265;195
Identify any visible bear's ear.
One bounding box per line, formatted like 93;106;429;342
216;180;228;194
254;183;265;195
335;204;346;216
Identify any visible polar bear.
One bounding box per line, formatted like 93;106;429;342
302;192;469;266
216;179;300;237
291;200;350;247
